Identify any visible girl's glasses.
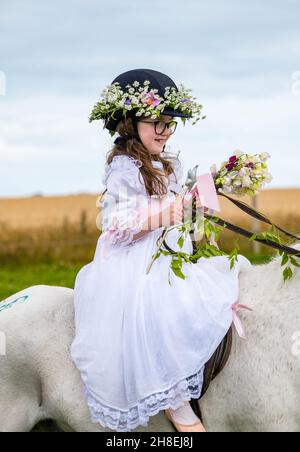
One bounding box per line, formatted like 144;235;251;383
139;119;178;135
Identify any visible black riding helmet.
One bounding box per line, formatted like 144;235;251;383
89;68;204;145
104;68;192;135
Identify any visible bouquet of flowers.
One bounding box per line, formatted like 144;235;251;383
212;151;272;195
147;152;300;284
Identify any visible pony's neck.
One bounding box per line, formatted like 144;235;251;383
238;257;284;309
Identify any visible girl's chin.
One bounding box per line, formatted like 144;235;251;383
153;142;165;150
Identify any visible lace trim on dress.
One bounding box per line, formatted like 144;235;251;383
83;366;204;432
108;208;144;247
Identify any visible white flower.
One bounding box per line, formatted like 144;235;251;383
234;150;243;158
210;164;217;177
238;168;247;176
242;176;252;188
222;185;232;193
263;173;273;183
259;152;271;161
89;80;205;127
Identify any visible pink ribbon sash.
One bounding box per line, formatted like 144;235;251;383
231;302;253;339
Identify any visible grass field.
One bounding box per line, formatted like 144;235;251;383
0;261;84;300
0;254;273;302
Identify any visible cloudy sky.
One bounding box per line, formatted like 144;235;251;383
0;0;299;198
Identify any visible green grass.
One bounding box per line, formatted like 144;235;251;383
0;261;87;301
0;253;272;302
243;253;273;266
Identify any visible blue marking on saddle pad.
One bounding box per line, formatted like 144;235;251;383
0;295;29;313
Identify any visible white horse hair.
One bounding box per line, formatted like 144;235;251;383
0;246;300;432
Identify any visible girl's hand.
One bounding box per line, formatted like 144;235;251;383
182;193;209;212
195;196;209;213
159;199;183;228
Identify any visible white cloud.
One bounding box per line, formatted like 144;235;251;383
0;0;299;196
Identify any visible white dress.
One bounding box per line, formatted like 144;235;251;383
70;152;251;432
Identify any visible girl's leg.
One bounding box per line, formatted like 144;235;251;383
165;401;206;432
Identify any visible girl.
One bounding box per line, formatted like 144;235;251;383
70;69;251;433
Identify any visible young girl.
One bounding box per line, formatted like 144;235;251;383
70;69;251;433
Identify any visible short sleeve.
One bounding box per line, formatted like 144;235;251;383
100;155;148;249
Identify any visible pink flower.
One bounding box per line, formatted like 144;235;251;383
141;90;161;107
225;162;235;171
245;162;254;170
226;155;238;171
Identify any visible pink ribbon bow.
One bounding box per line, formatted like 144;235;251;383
190;173;221;212
231;302;253;339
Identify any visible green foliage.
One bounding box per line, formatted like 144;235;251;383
249;226;300;282
151;212;300;283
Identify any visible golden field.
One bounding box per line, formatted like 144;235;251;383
0;188;299;264
0;194;100;230
1;189;300;229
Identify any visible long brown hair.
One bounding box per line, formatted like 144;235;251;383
105;117;177;196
